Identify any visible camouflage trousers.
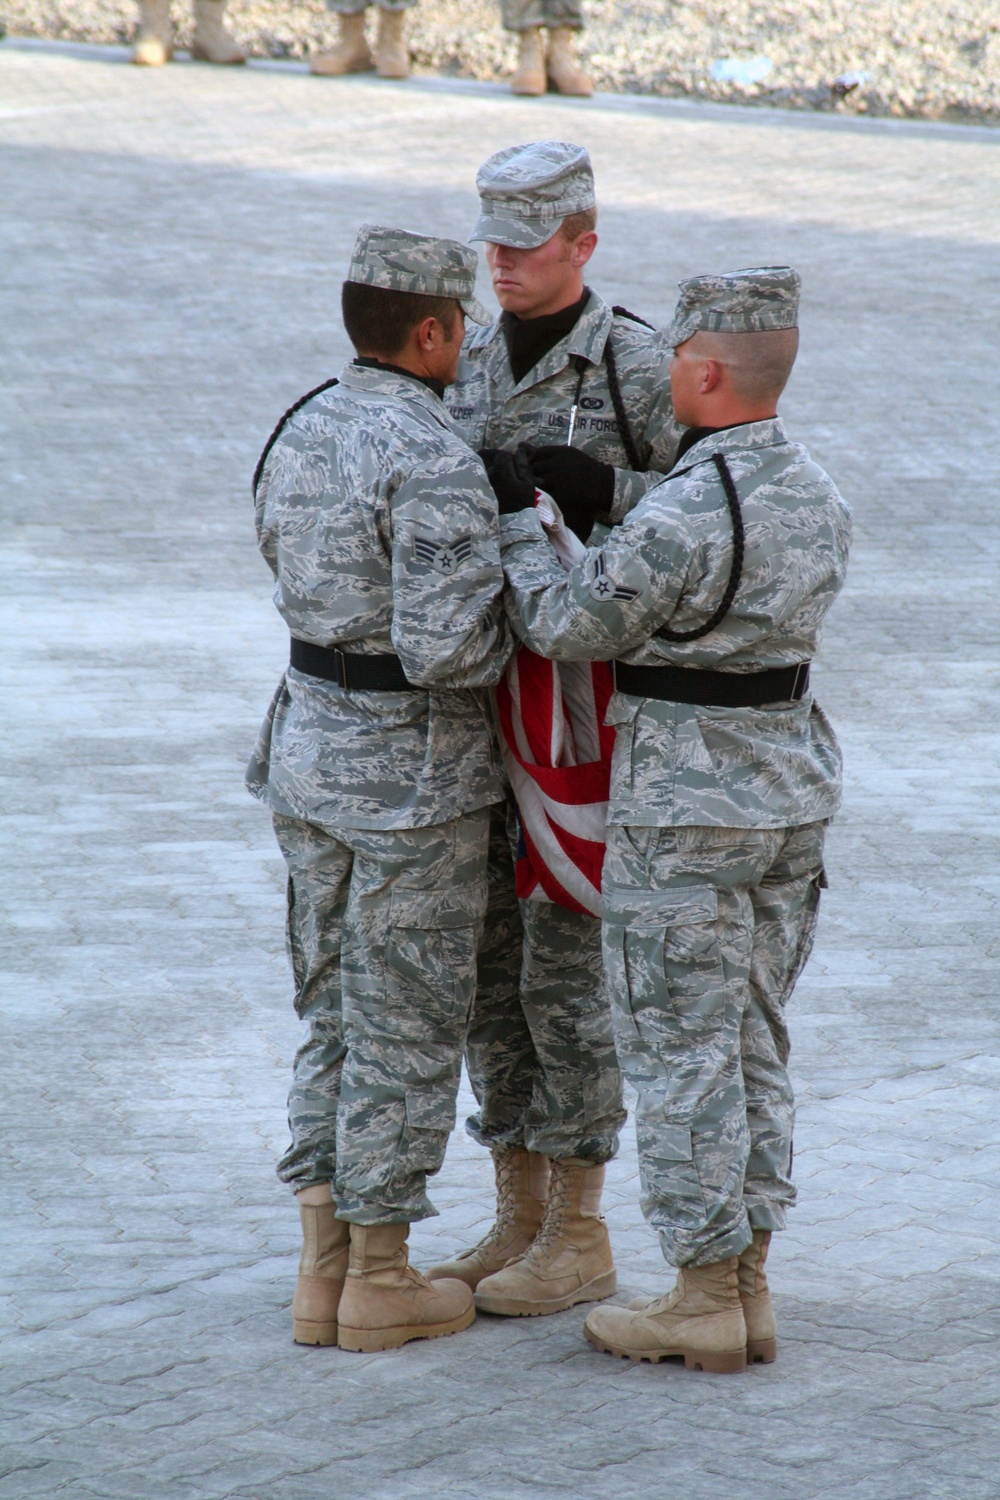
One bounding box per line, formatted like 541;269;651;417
272;808;490;1224
465;798;625;1165
603;821;827;1268
502;0;584;31
324;0;415;15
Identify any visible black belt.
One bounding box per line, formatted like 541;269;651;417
613;660;810;708
289;637;416;692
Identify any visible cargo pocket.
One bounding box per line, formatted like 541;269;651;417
400;1083;454;1175
603;693;640;799
633;1106;706;1232
604;884;723;1049
780;867;826;1005
383;884;479;1043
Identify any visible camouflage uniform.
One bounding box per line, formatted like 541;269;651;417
500;266;852;1265
247;225;511;1223
325;0;412;16
452;142;681;1168
502;0;583;33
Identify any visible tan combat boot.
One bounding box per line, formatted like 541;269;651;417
585;1257;746;1373
474;1160;616;1316
190;0;246;62
546;26;593;96
132;0;173;66
739;1229;776;1363
426;1145;549;1290
373;6;409;77
292;1196;351;1346
310;10;373;75
336;1222;475;1352
509;27;546;96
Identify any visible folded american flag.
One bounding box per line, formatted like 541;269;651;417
495;497;615;918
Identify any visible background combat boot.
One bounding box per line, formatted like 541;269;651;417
545;26;593;96
310;11;373;75
474;1161;616;1316
374;7;409;78
585;1257;746;1373
132;0;173;66
337;1223;475;1352
190;0;246;63
292;1197;350;1346
738;1229;777;1363
426;1145;548;1290
509;27;546;96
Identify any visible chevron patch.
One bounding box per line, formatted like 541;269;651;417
589;551;640;603
414;534;474;575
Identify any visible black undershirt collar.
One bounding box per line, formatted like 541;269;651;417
501;287;591;386
353;357;446;401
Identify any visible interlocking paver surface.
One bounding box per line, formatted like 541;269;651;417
2;39;999;1500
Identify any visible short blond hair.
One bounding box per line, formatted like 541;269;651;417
559;207;598;242
691;327;799;404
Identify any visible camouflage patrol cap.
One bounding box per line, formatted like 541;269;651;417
347;224;489;323
470;141;596;250
669;266;801;345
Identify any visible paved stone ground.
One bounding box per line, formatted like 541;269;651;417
2;39;1000;1500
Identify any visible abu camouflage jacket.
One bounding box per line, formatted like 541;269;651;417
499;418;852;829
246;362;511;831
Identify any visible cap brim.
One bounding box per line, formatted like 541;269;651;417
469;211;561;250
667;316;694;348
460;295;491;325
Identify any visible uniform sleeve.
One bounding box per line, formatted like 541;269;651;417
389;446;512;688
607;332;684;525
499;498;696;662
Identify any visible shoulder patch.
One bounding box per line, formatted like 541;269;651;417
589;551;640;603
414;534;474;576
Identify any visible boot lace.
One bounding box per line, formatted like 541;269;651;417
523;1163;571;1261
467;1149;522;1256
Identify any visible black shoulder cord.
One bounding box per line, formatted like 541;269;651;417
611;304;654;331
601;305;654;474
657;453;746;642
252;377;340;498
570;355;588;411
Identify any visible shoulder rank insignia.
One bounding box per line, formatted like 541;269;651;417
414;534;473;576
589;551;640;604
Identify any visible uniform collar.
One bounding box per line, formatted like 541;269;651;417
468;289;615;395
353;356;446;401
340;359;458;429
667;417;789;475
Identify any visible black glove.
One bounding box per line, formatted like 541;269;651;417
485;447;537;516
525;444;615;519
476;447;499;468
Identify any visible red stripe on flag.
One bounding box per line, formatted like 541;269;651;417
519;818;593;918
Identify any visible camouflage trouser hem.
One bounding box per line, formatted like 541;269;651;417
745;1199;788;1233
502;0;584;31
465;800;625;1165
325;0;415;12
273;809;490;1224
462;1113;613;1169
603;821;827;1269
